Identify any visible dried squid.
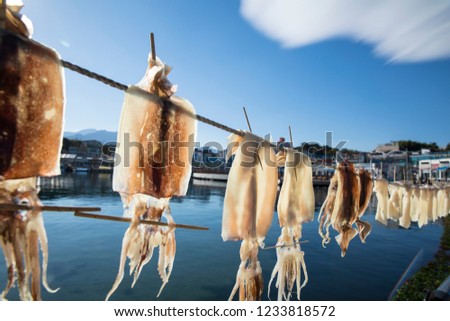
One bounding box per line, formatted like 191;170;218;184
355;169;372;242
437;188;446;218
0;2;65;180
436;185;450;218
445;186;450;217
375;180;449;229
375;182;413;228
430;187;438;222
410;187;420;223
318;171;338;245
0;3;62;301
223;132;278;301
398;185;412;229
418;187;430;228
268;148;313;300
387;184;401;221
318;162;360;257
415;184;450;227
107;53;196;300
0;178;58;300
373;178;389;225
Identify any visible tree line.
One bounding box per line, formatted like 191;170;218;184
395;140;450;152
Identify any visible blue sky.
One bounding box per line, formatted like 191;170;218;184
23;0;450;151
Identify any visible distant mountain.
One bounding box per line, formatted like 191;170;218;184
64;129;117;144
64;128;98;136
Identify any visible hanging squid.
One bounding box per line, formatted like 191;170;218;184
437;187;446;218
107;52;196;300
387;184;401;221
355;169;372;242
410;187;420;223
0;178;59;301
418;187;430;228
0;1;64;180
318;162;361;257
0;3;63;301
318;172;338;246
436;184;450;218
373;178;389;225
445;186;450;217
398;185;412;229
431;187;439;222
222;132;278;301
426;187;434;222
268;148;313;301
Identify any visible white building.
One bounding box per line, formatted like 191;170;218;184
419;158;450;181
375;142;399;153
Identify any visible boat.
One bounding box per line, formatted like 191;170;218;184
74;167;89;173
192;172;228;181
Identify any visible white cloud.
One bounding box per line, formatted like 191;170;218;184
60;40;71;48
241;0;450;63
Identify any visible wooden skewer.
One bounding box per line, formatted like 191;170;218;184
242;106;264;171
263;240;309;250
243;106;253;133
0;204;101;212
150;32;156;61
288;125;294;148
75;212;209;231
288;125;298;181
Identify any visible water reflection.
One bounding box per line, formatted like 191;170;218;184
40;174;331;205
39;173;116;199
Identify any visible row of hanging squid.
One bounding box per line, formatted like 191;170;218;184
373;180;450;229
1;0;450;301
222;149;450;301
222;133;314;301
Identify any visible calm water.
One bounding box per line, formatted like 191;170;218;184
0;173;443;301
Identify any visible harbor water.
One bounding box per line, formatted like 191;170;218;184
0;173;443;301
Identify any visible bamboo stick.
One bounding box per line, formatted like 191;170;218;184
243;106;253;133
150;32;156;61
243;106;264;170
288;125;298;181
74;212;209;231
263;240;309;250
0;204;101;212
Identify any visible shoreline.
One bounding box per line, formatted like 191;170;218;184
393;216;450;300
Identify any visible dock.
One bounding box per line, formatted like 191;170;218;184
192;171;330;186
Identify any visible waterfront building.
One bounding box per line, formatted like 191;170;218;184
419;158;450;181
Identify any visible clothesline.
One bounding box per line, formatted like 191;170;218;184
60;59;245;138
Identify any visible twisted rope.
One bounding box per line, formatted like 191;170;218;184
61;60;244;137
61;60;127;91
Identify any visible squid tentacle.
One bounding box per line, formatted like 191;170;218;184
0;240;16;301
35;215;59;294
105;228;133;301
229;240;263;301
268;228;308;301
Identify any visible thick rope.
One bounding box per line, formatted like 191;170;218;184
61;60;127;91
61;60;244;137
